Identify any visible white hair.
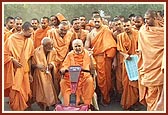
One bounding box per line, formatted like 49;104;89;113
41;37;52;45
58;20;70;29
72;39;83;47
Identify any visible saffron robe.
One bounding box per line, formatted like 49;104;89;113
4;33;34;110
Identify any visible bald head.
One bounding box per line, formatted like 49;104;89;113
144;10;157;26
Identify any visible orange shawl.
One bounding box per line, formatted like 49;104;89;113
34;26;51;48
4;33;34;91
4;33;34;110
117;29;138;63
60;49;95;105
117;29;139;109
32;45;58;106
47;29;73;62
4;31;13;42
4;27;9;33
91;25;116;57
61;49;96;77
138;25;164;86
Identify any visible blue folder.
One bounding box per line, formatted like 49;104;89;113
124;55;139;81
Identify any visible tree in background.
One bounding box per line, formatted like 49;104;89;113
4;3;164;24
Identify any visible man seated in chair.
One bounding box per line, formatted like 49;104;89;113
60;39;96;107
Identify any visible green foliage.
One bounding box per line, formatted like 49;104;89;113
3;3;164;23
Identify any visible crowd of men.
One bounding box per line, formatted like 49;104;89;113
4;9;165;111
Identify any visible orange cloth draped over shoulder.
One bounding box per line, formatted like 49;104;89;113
70;28;89;43
117;29;139;109
60;49;95;106
4;27;9;34
47;29;72;63
33;26;51;49
91;25;116;57
4;33;34;111
47;29;73;94
138;25;164;111
4;31;13;42
91;25;116;104
4;28;19;42
32;45;58;106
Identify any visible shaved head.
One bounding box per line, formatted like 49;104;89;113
41;37;53;46
144;10;157;19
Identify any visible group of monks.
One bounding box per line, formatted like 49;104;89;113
4;9;165;111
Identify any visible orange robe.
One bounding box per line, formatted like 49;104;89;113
4;27;9;33
4;28;20;42
70;28;89;43
4;33;34;111
60;49;95;106
4;28;9;42
4;30;13;42
47;29;73;94
33;26;51;49
30;30;36;41
115;51;123;95
138;25;164;111
117;29;139;109
112;30;124;96
32;45;58;107
91;25;116;104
